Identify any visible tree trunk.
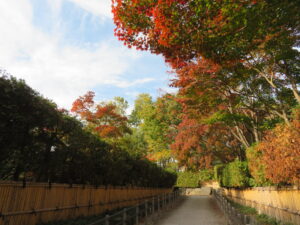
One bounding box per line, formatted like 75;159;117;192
291;82;300;104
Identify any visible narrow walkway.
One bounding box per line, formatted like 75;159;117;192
156;196;227;225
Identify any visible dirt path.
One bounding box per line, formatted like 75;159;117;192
156;196;227;225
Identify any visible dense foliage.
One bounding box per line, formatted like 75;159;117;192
130;93;181;168
214;164;225;185
220;160;250;188
113;0;300;186
258;108;300;185
176;170;213;188
1;0;299;188
71;92;131;139
0;74;176;188
246;145;271;187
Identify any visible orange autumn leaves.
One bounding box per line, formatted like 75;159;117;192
71;91;130;138
258;109;300;185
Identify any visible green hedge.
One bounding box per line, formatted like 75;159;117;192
217;160;250;188
176;170;213;187
214;164;225;183
0;75;177;188
246;145;271;187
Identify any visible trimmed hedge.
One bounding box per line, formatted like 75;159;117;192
216;160;250;188
0;75;177;188
214;164;225;184
176;170;213;187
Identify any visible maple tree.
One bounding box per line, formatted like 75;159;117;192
113;0;299;67
71;92;131;139
257;108;300;185
113;0;300;107
171;114;241;170
170;53;299;172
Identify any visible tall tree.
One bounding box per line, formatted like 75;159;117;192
131;93;181;167
113;0;299;66
71;92;131;139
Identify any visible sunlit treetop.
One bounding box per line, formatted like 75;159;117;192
71;92;131;138
112;0;300;68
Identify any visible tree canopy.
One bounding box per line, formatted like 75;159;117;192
113;0;300;186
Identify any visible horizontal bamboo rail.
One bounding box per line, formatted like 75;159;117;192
85;190;182;225
213;189;254;225
0;181;172;225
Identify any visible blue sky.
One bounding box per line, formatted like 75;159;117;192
0;0;176;112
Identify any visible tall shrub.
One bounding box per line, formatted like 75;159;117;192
258;108;300;185
246;145;270;186
214;164;225;185
221;160;250;188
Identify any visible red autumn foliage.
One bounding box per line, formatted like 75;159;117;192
171;117;211;170
112;0;289;69
71;92;130;138
171;58;228;121
171;115;238;170
258;109;300;185
71;91;95;121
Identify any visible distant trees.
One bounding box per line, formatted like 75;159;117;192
71;92;131;139
130;93;181;168
0;74;176;187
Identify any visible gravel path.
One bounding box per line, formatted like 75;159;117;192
156;196;227;225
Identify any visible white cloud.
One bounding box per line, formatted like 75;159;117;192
47;0;63;16
67;0;112;19
109;78;155;88
125;91;141;98
0;0;143;110
46;0;112;20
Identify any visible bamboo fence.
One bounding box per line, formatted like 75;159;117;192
222;187;300;225
0;181;171;225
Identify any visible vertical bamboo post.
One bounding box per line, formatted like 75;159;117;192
145;200;148;223
166;193;168;209
166;193;168;206
157;196;160;214
152;197;155;214
244;214;250;224
174;191;176;203
105;214;110;225
135;205;139;225
122;208;127;225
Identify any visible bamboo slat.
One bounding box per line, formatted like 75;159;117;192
0;181;171;225
222;187;300;225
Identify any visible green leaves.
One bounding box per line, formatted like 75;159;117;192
220;159;250;188
129;93;181;168
203;111;251;126
176;170;214;187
